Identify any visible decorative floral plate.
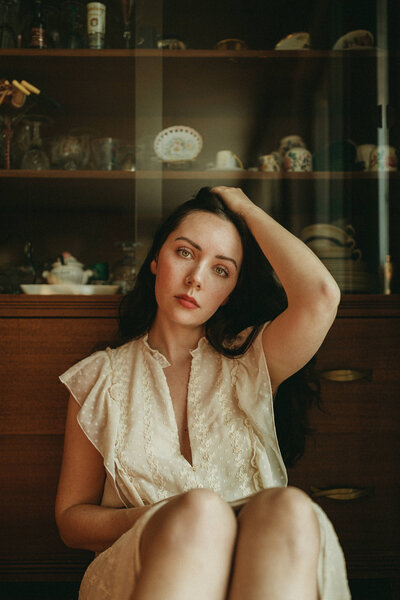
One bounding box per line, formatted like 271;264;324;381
154;126;203;162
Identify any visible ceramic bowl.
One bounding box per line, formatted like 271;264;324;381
333;30;374;50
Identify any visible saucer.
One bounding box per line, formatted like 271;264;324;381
207;166;245;171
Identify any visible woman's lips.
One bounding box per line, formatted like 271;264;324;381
175;294;199;308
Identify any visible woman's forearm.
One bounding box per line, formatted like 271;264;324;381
240;201;340;305
57;503;152;553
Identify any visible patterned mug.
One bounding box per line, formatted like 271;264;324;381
369;145;398;171
258;153;281;172
283;147;312;172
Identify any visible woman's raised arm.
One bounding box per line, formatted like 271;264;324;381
55;395;150;553
211;186;341;391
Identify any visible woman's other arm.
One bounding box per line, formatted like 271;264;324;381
55;395;152;553
212;186;341;392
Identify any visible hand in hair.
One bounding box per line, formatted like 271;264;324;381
211;186;255;216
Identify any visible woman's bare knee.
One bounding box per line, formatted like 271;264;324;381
141;489;237;559
238;486;320;559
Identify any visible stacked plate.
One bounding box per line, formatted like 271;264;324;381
300;223;373;293
20;284;120;295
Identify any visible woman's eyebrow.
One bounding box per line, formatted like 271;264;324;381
175;236;201;250
175;236;238;270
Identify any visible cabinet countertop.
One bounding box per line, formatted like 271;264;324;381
0;294;399;318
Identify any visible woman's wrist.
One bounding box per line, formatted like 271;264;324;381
211;186;260;219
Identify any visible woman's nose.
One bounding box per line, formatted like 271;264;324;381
185;272;201;289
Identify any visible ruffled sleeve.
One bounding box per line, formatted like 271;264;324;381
59;350;123;504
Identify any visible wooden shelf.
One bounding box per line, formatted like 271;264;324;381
0;169;136;180
1;169;399;181
0;48;388;59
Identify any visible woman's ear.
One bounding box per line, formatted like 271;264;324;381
150;258;157;275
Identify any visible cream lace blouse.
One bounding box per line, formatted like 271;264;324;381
60;324;287;509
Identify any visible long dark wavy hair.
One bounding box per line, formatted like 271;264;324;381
119;187;320;467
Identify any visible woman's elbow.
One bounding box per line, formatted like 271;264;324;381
324;275;341;304
317;278;341;321
55;506;81;549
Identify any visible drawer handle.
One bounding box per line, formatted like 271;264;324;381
319;369;373;382
310;486;374;501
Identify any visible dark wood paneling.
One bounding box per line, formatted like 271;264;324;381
0;315;116;580
0;318;118;435
289;318;400;579
0;435;92;580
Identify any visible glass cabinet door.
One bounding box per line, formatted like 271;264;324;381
134;0;399;296
0;0;398;297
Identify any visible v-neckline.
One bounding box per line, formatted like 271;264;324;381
160;359;195;469
142;333;209;470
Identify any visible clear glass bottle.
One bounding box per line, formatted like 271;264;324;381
0;0;17;48
111;241;140;294
45;0;62;48
63;0;84;49
20;117;51;170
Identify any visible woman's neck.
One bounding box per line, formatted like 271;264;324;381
148;317;205;364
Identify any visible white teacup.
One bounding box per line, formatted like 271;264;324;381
369;145;398;171
279;135;306;156
283;147;312;172
215;150;243;170
258;153;280;172
356;144;375;171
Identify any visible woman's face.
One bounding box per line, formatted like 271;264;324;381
150;211;243;330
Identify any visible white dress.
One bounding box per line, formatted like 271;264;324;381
60;325;351;599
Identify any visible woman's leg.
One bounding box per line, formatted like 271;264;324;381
228;486;320;600
134;488;237;600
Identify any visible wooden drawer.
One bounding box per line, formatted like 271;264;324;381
289;318;400;577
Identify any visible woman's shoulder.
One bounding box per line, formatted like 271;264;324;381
60;337;143;382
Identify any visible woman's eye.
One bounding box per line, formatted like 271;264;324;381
177;247;192;258
215;266;229;277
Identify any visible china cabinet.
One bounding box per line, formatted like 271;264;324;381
0;0;399;591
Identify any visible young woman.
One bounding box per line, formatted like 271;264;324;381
55;186;351;599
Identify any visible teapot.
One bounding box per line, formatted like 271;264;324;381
42;252;93;285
